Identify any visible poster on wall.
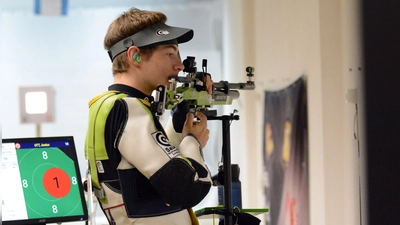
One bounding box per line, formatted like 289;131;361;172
263;76;309;225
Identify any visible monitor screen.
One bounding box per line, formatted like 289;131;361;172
2;136;88;225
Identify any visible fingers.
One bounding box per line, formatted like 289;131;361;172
182;112;210;148
203;74;213;94
194;112;209;148
195;111;207;123
199;129;210;148
207;83;213;94
184;112;195;128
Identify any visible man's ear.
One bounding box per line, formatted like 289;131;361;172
127;46;140;65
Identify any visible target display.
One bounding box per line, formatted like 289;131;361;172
2;136;88;225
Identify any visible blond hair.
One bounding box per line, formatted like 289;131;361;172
104;8;167;75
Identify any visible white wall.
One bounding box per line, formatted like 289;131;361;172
236;0;361;224
212;0;362;225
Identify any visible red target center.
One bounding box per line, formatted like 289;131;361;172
43;168;71;198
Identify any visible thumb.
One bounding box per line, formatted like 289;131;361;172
184;113;195;128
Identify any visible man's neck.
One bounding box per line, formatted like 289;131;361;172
113;72;152;96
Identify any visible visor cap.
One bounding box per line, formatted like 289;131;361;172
107;23;194;62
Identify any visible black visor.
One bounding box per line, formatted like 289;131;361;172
107;23;194;62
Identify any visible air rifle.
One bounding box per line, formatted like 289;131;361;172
151;56;256;117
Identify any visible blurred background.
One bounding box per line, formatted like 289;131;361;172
2;0;399;225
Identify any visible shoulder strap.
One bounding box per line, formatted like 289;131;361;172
84;90;127;190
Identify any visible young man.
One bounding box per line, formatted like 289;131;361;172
85;7;213;225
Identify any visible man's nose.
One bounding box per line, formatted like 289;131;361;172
175;61;184;71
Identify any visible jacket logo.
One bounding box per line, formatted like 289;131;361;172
152;131;179;158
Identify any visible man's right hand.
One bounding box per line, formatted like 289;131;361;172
182;112;209;148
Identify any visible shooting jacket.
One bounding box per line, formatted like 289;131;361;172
85;84;212;225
